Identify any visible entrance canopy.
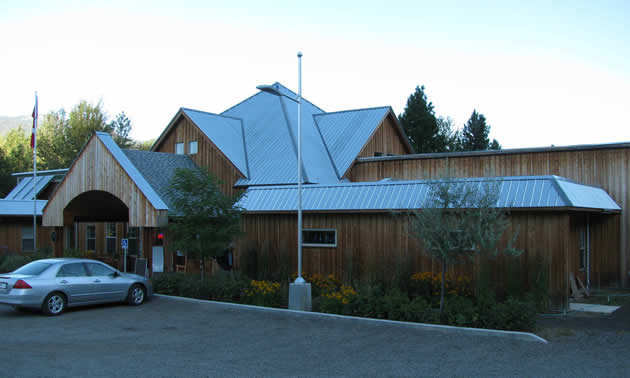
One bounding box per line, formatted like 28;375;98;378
43;132;197;228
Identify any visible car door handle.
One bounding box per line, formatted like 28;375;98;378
60;280;68;284
93;279;101;283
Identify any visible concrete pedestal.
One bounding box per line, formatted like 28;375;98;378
288;282;312;311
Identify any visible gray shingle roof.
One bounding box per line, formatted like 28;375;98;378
237;175;621;213
123;149;200;209
96;132;168;210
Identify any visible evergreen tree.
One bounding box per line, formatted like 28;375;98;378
398;85;446;153
460;110;501;151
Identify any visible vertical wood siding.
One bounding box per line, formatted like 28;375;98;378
349;147;630;286
357;114;411;159
238;211;586;309
42;136;166;227
153;116;244;196
0;219;54;255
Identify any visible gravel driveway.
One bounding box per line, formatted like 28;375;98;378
0;295;628;376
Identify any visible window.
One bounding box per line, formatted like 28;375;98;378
21;227;34;252
175;142;184;154
85;262;116;276
57;263;88;277
189;141;198;155
106;223;117;254
579;228;586;271
87;225;96;251
302;229;337;247
128;226;139;256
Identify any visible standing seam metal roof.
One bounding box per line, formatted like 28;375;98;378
237;175;621;212
181;108;249;178
314;106;390;177
4;175;54;200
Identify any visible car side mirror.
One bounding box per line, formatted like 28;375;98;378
112;271;120;278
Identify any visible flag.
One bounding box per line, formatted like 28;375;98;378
31;93;38;149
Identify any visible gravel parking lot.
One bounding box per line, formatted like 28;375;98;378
1;295;629;377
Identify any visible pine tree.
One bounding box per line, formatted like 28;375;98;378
460;110;501;151
398;85;446;153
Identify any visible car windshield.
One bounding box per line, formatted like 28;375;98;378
12;261;54;276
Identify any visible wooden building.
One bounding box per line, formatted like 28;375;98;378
1;82;625;310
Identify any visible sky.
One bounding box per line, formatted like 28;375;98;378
1;0;629;148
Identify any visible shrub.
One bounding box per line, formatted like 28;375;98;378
347;283;386;318
0;255;32;273
63;248;83;258
410;272;473;303
321;285;358;315
442;296;478;327
404;297;439;323
383;288;410;321
494;297;536;331
299;273;341;297
244;280;282;307
151;272;249;302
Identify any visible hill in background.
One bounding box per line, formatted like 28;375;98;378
0;115;32;135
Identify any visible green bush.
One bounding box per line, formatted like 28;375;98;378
0;255;32;273
443;296;478;327
494;297;536;331
243;280;283;307
404;297;439;323
151;271;249;302
383;288;410;321
347;283;386;318
63;248;83;258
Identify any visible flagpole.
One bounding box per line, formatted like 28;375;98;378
32;92;38;253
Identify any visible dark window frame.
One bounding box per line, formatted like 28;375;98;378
21;226;34;252
302;229;337;248
86;224;96;251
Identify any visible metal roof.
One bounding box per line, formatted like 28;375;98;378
181;108;249;177
221;83;349;186
5;169;68;200
0;200;47;216
357;141;630;163
4;175;54;200
314;107;390;177
95;132;168;210
237;175;621;213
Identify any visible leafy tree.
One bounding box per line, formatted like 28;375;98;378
460;110;501;151
398;85;447;153
0;126;32;173
37;101;136;169
165;168;243;279
133;139;155;151
37;109;70;169
410;175;520;312
0;127;32;196
109;112;134;149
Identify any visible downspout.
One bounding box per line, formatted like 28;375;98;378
586;214;590;289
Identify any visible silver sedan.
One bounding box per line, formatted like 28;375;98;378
0;258;153;315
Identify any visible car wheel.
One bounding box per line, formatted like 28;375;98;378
42;292;66;316
127;284;146;306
